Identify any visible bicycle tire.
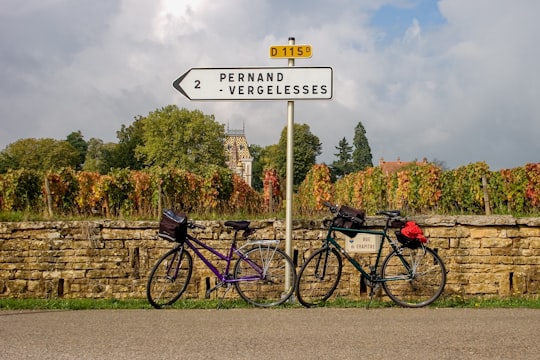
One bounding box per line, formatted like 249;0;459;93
234;246;297;307
295;247;342;308
146;246;193;309
381;246;446;308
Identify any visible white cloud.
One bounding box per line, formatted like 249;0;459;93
1;0;539;170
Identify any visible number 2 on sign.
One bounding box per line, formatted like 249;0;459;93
194;80;201;89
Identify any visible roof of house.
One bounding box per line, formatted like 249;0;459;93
379;157;428;174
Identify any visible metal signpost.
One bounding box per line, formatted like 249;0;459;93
173;37;333;292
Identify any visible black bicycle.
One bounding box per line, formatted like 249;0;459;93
295;202;446;308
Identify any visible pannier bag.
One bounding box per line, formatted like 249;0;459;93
395;221;428;249
332;205;366;238
158;209;188;242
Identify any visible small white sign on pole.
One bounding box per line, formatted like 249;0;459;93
345;234;382;254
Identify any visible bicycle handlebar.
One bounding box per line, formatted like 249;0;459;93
323;201;403;221
322;201;339;213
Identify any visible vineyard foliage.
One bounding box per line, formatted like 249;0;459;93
0;162;539;218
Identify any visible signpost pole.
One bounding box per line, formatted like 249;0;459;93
285;37;295;292
173;39;332;299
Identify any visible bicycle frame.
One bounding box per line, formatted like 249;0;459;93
179;233;280;284
322;225;413;283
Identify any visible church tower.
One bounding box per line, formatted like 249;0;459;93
224;123;253;186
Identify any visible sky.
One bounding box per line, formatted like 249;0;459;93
1;0;539;171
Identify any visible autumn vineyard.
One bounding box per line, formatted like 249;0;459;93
1;162;539;219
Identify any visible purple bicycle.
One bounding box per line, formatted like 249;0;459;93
146;215;296;308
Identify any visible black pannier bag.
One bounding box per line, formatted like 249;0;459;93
332;205;366;238
158;209;188;242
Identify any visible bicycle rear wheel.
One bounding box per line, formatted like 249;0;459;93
295;247;342;308
381;246;446;307
146;246;193;309
234;246;297;307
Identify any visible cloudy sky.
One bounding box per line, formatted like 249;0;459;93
1;0;539;170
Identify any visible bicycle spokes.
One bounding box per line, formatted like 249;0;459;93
381;246;446;307
234;246;297;307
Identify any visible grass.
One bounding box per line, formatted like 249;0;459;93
0;296;538;311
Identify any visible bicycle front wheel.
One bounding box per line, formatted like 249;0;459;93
381;246;446;307
234;246;297;307
146;246;193;309
295;247;342;308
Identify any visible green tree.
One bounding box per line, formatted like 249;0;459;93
108;116;146;170
66;130;88;170
248;144;264;191
136;105;227;174
83;138;118;173
331;137;354;179
276;123;322;187
0;138;79;172
352;122;373;171
260;144;280;171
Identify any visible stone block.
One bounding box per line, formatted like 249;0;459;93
470;228;500;239
481;238;512;248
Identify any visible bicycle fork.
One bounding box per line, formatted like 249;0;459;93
166;247;184;282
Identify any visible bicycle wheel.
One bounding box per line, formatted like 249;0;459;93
295;247;342;308
146;246;193;309
381;246;446;307
234;246;297;307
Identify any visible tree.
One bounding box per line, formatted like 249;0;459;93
83;138;105;173
352;122;373;171
0;138;80;172
259;144;280;171
331;137;354;179
83;138;118;173
108;116;146;170
248;144;264;191
66;131;88;170
135;105;227;174
276;123;322;187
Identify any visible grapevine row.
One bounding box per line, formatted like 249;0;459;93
1;162;539;217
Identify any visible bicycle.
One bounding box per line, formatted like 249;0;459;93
295;202;446;308
146;211;297;308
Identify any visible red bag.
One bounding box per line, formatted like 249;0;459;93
400;221;428;243
395;221;428;248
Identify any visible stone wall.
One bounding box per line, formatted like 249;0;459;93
1;216;539;301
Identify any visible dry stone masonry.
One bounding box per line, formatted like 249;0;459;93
1;216;539;300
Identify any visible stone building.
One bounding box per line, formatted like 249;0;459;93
224;124;253;186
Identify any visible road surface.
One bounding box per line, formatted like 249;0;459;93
1;308;538;359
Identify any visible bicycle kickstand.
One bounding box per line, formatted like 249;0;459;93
206;280;233;309
366;283;381;310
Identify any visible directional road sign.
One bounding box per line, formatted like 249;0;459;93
173;67;333;101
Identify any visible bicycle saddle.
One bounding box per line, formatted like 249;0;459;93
377;210;401;218
224;220;251;231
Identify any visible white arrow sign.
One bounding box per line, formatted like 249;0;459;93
173;67;333;100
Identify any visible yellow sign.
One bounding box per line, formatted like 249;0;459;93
270;45;312;58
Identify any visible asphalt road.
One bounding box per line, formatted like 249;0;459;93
1;308;538;359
